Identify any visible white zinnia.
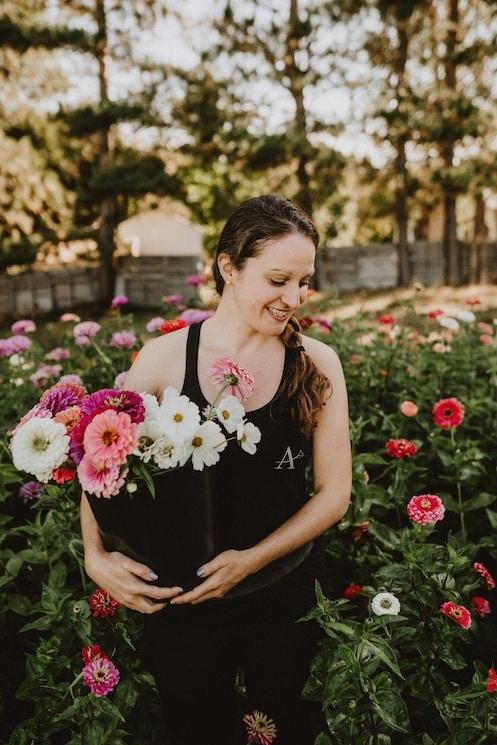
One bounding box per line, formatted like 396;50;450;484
11;417;69;482
455;310;475;323
439;317;460;331
181;420;227;471
215;395;245;434
160;391;200;444
371;591;401;616
237;420;262;455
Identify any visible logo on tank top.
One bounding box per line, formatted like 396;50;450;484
274;447;305;470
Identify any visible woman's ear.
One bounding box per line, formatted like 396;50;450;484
217;253;235;285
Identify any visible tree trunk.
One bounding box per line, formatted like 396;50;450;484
393;19;410;286
442;0;459;285
470;191;486;283
95;0;117;302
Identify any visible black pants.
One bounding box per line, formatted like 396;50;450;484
143;558;326;745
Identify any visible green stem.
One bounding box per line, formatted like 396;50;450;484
450;428;466;542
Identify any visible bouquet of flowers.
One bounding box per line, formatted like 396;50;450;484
9;357;261;497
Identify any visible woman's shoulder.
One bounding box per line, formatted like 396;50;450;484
124;327;190;397
301;333;343;378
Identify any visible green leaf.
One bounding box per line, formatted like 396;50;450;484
368;521;401;549
6;555;23;577
314;735;332;745
461;492;497;513
363;640;403;678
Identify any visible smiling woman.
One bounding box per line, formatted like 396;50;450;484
80;194;352;745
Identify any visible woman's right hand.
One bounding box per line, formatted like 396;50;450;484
85;549;184;614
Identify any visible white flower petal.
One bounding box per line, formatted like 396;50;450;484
237;420;262;455
11;417;69;482
371;591;401;616
215;395;245;434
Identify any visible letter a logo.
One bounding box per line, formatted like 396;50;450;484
274;447;304;470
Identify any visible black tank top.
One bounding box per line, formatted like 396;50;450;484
183;321;314;596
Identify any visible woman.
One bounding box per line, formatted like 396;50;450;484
81;195;351;744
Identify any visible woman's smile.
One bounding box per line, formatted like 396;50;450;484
265;306;291;321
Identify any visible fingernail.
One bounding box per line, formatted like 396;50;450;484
175;587;184;593
150;571;159;580
196;567;205;577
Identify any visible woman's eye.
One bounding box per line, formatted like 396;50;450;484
269;280;285;286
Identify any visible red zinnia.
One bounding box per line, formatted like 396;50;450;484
298;317;313;329
432;397;465;429
378;314;396;325
426;309;445;319
82;644;109;664
385;438;417;459
88;589;121;618
472;596;491;617
487;668;497;693
52;466;76;484
160;319;189;335
407;494;445;525
352;521;369;542
343;584;363;599
474;562;496;590
465;298;481;307
440;601;472;630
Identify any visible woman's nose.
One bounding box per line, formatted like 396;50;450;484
281;285;301;308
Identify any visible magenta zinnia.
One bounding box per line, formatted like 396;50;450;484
80;389;145;423
83;656;120;696
432;397;465;429
208;357;255;402
242;710;277;745
407;494;445;525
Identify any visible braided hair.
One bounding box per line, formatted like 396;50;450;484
212;195;332;436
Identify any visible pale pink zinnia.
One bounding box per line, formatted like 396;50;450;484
45;347;71;361
83;410;137;468
207;357;255;402
113;371;128;390
77;457;128;498
11;319;36;334
146;317;166;333
407;494;445;525
82;656;120;696
111;294;128;309
110;330;137;349
60;313;81;323
8;335;32;354
54;406;82;434
243;710;277;745
400;400;418;417
73;321;101;340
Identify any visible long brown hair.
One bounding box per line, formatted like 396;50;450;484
213;194;331;435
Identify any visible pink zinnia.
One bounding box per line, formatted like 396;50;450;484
111;294;128;309
186;274;205;287
82;644;108;664
472;596;491;617
30;364;61;388
400;400;418;417
474;562;496;590
45;347;70;361
162;293;184;305
207;357;255;402
78;456;128;497
113;371;127;390
110;330;137;349
75;336;91;348
242;710;277;745
385;438;417;459
59;374;84;387
54;406;82;433
487;668;497;693
440;601;472;630
432;397;465;429
80;389;145;423
39;383;85;415
8;335;32;354
480;334;494;346
88;588;121;617
407;494;445;525
83;410;137;468
73;321;101;339
146;317;166;332
179;308;214;325
11;319;36;334
60;312;81;322
83;656;120;697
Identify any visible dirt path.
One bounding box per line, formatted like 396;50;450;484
311;284;497;321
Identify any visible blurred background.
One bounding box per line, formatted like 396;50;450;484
2;0;497;316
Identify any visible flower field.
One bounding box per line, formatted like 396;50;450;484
1;291;497;744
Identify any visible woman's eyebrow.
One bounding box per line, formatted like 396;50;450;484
267;268;315;276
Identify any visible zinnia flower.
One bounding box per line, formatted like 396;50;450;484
400;400;418;417
80;389;145;423
472;596;491;617
487;668;497;693
432;397;465;429
30;363;61;388
110;331;137;349
465;298;481;307
378;314;396;325
242;710;277;745
82;644;108;664
54;406;82;433
111;294;128;309
160;319;189;334
146;317;166;332
186;273;205;287
88;588;121;617
19;481;44;502
39;383;85;415
181;420;227;470
8;335;32;354
83;656;120;697
215;395;246;434
440;601;472;630
162;293;184;305
426;309;444;319
407;494;445;525
113;371;127;390
73;321;101;340
83;410;137;468
60;312;81;322
11;319;36;334
11;417;69;482
236;421;262;455
439;317;460;331
371;591;401;616
52;466;76;484
352;521;369;542
455;310;475;323
161;388;200;443
45;347;70;361
474;562;496;590
385;438;417;459
77;457;128;498
343;584;363;599
207;357;255;402
179;309;214;325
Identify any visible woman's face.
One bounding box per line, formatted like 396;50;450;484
224;233;316;335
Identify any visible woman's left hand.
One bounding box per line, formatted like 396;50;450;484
170;549;258;605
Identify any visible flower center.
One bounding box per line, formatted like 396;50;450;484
420;498;431;508
102;429;117;446
443;408;452;417
32;436;49;452
221;410;229;420
94;669;108;682
174;413;183;422
224;372;239;385
381;599;391;608
192;436;203;447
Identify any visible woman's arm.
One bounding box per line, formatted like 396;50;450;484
172;340;351;604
